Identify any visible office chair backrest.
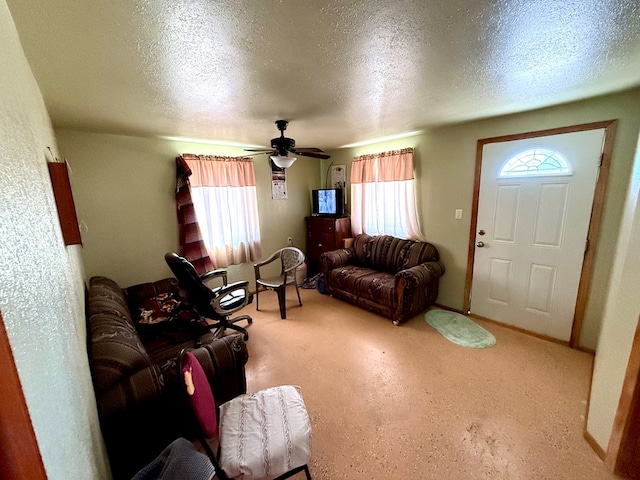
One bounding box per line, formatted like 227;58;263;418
165;253;215;315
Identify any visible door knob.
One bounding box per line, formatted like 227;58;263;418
476;241;485;248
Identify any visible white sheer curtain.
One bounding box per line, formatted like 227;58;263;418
183;154;262;268
350;148;425;240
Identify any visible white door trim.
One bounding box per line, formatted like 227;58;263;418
464;120;617;348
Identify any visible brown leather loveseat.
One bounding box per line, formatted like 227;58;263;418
87;276;248;479
320;233;445;324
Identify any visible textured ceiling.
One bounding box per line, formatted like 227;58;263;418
6;0;640;150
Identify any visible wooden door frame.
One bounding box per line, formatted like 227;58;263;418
463;120;617;348
605;314;640;476
0;311;47;479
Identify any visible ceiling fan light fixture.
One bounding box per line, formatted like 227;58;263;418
270;155;297;168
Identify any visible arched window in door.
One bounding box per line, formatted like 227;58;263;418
499;148;571;178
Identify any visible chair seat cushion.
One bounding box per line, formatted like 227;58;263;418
256;274;289;289
213;287;252;311
218;385;312;480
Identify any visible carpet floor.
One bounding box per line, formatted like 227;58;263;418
239;287;617;480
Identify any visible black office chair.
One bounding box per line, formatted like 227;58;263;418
165;252;253;340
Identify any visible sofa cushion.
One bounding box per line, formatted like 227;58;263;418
125;278;180;317
329;265;396;306
353;233;374;265
397;238;439;271
369;235;397;272
142;328;216;365
353;234;440;274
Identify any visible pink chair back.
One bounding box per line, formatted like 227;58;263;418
180;351;218;438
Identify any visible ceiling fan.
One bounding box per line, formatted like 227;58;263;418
245;120;330;168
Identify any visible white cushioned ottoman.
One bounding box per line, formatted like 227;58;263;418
218;385;312;480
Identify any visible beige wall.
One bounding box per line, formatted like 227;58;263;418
327;88;640;351
0;2;110;479
587;132;640;452
55;130;322;287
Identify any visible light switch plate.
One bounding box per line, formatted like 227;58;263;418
455;209;463;220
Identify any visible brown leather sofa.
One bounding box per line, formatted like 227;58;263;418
87;276;248;479
320;234;445;324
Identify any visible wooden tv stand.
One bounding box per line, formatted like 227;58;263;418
305;216;351;277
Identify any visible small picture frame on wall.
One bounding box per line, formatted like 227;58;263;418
270;159;288;199
330;164;346;190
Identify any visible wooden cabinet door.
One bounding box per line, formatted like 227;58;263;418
305;217;351;275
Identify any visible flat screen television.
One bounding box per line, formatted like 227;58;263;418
312;188;344;217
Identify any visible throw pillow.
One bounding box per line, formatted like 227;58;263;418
139;293;181;325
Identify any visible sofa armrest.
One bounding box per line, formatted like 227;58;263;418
396;261;446;289
393;261;446;324
320;248;356;292
320;248;355;275
98;334;248;419
99;365;164;418
190;333;248;405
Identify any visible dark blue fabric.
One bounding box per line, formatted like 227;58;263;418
131;437;215;480
316;274;327;294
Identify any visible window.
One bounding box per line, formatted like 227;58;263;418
350;148;425;240
499;148;571;178
180;154;261;268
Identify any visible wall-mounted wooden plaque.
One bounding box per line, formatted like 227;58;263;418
48;162;82;246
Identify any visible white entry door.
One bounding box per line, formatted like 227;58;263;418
470;129;605;341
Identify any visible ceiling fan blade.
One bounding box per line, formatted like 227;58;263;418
244;148;273;152
293;147;325;152
242;151;275;157
291;149;331;159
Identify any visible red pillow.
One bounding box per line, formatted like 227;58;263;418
139;293;181;325
181;351;218;438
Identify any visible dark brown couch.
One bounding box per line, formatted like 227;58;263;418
320;234;445;324
87;276;248;479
